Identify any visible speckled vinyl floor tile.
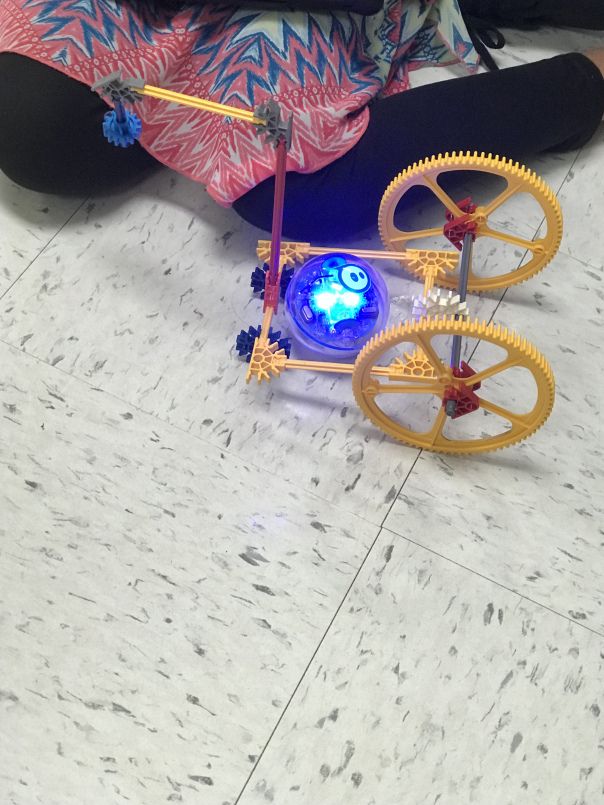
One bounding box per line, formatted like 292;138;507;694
0;341;377;805
0;173;83;294
555;127;604;268
1;24;603;805
237;536;604;805
382;248;604;632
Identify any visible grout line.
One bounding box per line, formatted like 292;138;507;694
233;456;421;803
555;149;581;196
379;452;422;528
233;532;382;803
0;198;88;302
382;525;604;639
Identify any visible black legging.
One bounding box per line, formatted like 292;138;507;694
0;49;602;240
460;0;604;29
235;53;604;239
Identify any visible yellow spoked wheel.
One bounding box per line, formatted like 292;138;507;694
378;152;563;292
352;317;555;454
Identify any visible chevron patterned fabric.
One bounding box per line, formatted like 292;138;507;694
0;0;477;204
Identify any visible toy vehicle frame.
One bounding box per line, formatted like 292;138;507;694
93;73;560;455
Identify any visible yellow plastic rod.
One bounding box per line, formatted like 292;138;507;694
259;305;277;345
285;359;355;375
135;83;265;125
257;240;454;265
284;360;406;376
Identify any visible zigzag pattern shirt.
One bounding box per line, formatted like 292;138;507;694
0;0;478;204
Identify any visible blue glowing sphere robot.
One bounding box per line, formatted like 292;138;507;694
284;253;389;358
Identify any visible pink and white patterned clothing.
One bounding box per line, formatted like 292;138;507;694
0;0;478;204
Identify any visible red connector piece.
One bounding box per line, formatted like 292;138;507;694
263;275;280;312
453;361;481;389
263;137;288;314
443;361;481;419
444;197;477;250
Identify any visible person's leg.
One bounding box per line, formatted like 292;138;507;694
0;53;158;194
460;0;604;29
546;2;604;28
234;53;604;240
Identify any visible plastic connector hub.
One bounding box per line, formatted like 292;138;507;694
443;361;481;418
263;281;280;312
444;197;478;251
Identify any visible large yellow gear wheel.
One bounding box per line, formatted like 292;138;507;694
352;317;555;454
378;152;563;292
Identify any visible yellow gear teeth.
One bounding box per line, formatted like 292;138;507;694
352;317;555;455
378;151;563;293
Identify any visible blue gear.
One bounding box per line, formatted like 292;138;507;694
235;325;292;362
250;265;267;296
102;106;142;148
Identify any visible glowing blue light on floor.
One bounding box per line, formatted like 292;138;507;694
284;252;389;358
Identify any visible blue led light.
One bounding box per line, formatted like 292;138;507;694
284;253;389;358
341;291;363;308
312;291;336;312
309;281;365;324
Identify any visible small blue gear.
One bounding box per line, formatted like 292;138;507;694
235;325;292;362
236;325;260;360
102;105;142;148
250;265;267;296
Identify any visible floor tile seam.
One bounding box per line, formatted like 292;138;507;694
232;458;422;802
233;526;393;804
552;149;580;198
381;525;604;639
0;199;88;303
